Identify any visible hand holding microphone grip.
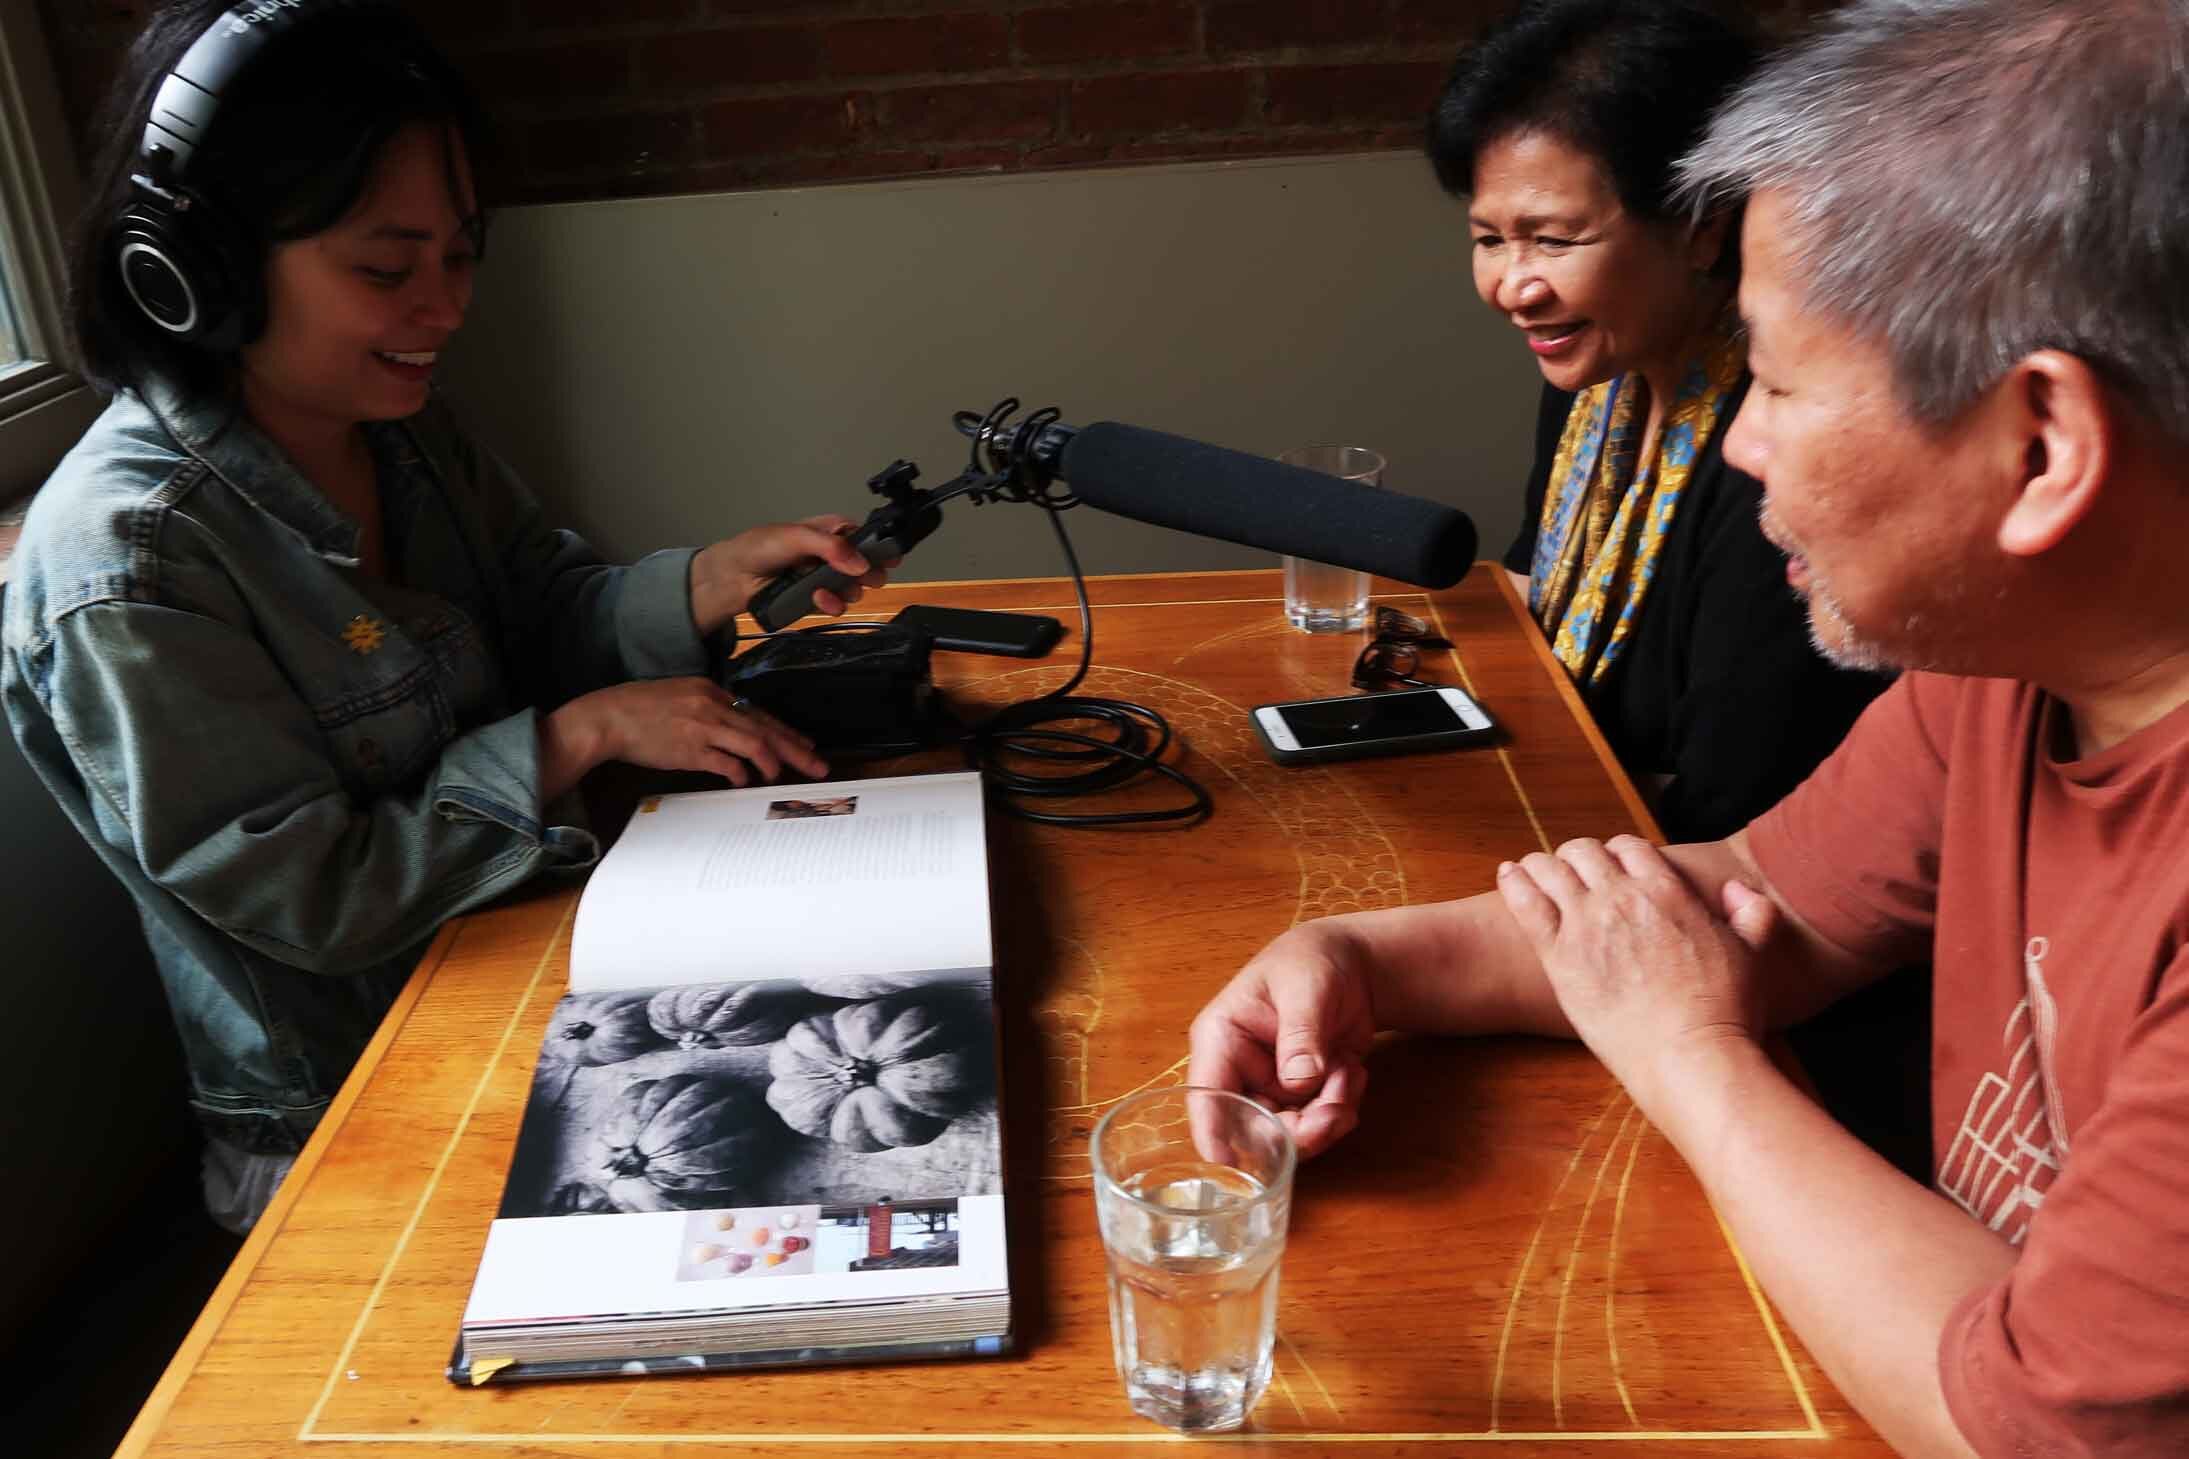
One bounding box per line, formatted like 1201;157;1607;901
746;500;938;634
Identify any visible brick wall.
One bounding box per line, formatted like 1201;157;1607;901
34;1;1830;206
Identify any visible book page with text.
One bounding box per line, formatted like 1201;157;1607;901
569;772;990;992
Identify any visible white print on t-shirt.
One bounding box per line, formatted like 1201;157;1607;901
1935;936;2069;1245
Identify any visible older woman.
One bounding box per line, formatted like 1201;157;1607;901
1428;0;1888;843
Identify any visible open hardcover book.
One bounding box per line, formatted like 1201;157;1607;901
449;770;1010;1385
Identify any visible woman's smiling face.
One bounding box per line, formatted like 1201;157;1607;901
1469;128;1722;393
239;122;481;437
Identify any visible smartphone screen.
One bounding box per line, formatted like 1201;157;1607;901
1276;690;1475;748
1252;686;1495;763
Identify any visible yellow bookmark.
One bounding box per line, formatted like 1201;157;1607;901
467;1356;515;1386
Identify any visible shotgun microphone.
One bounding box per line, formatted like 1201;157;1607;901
1042;422;1476;590
745;402;1478;631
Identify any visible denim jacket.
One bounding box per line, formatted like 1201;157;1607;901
2;376;710;1153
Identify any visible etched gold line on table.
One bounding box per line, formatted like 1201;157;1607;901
1606;1111;1652;1427
295;1428;1841;1444
1170;615;1297;667
1556;1102;1644;1427
1713;1207;1828;1437
1425;596;1555;855
1279;1330;1345;1420
1489;1093;1628;1433
300;899;577;1439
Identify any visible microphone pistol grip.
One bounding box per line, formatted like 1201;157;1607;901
745;500;940;634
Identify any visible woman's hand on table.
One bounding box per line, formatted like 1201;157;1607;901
540;678;827;800
689;515;893;635
1187;925;1378;1159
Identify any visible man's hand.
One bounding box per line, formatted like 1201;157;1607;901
689;516;890;636
540;677;827;800
1186;927;1377;1158
1494;834;1778;1104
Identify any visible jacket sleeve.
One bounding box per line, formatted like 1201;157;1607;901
38;594;598;976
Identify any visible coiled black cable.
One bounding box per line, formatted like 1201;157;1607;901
769;398;1213;827
952;503;1211;828
823;400;1212;826
928;402;1209;825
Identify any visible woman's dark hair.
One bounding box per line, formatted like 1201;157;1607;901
1425;0;1758;221
67;0;490;398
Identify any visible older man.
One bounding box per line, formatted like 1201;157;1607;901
1186;3;2189;1455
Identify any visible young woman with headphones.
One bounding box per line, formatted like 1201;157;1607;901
1;0;886;1232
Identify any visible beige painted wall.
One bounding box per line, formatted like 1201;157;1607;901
438;150;1541;585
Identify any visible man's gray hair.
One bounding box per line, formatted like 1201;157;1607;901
1679;0;2189;442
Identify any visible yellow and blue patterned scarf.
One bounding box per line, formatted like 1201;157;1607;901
1528;313;1746;685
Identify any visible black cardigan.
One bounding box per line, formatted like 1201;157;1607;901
1503;382;1891;842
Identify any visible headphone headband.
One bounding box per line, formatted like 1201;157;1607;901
136;0;358;196
117;0;371;345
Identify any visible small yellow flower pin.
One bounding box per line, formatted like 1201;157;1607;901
341;614;387;655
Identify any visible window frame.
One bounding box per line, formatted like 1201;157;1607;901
0;0;99;507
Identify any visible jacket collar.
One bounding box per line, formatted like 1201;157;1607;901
137;371;363;565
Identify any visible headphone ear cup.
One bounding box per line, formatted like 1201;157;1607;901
111;192;257;349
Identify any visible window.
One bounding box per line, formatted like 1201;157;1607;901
0;0;100;509
0;229;25;371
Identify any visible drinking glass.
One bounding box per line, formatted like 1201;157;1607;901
1091;1086;1296;1433
1278;444;1386;632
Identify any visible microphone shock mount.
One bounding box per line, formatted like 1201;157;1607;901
741;397;1213;829
745;399;1073;633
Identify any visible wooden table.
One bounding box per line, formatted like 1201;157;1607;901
118;569;1891;1457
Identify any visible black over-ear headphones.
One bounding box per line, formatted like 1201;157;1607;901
109;0;361;348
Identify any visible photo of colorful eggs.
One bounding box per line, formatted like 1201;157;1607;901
674;1205;821;1281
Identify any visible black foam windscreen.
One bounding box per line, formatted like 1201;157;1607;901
1055;423;1477;588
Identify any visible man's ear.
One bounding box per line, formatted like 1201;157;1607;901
1687;208;1734;275
1997;350;2111;558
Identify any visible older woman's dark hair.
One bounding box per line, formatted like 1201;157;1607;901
1426;0;1758;220
67;0;488;398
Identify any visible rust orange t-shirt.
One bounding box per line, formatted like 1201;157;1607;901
1749;671;2189;1458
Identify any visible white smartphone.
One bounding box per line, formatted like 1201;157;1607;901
1250;686;1497;765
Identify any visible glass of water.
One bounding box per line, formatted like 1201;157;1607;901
1091;1085;1296;1433
1277;445;1386;633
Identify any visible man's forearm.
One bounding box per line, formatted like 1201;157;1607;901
1641;1038;2010;1459
1310;892;1574;1038
1314;834;1838;1040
